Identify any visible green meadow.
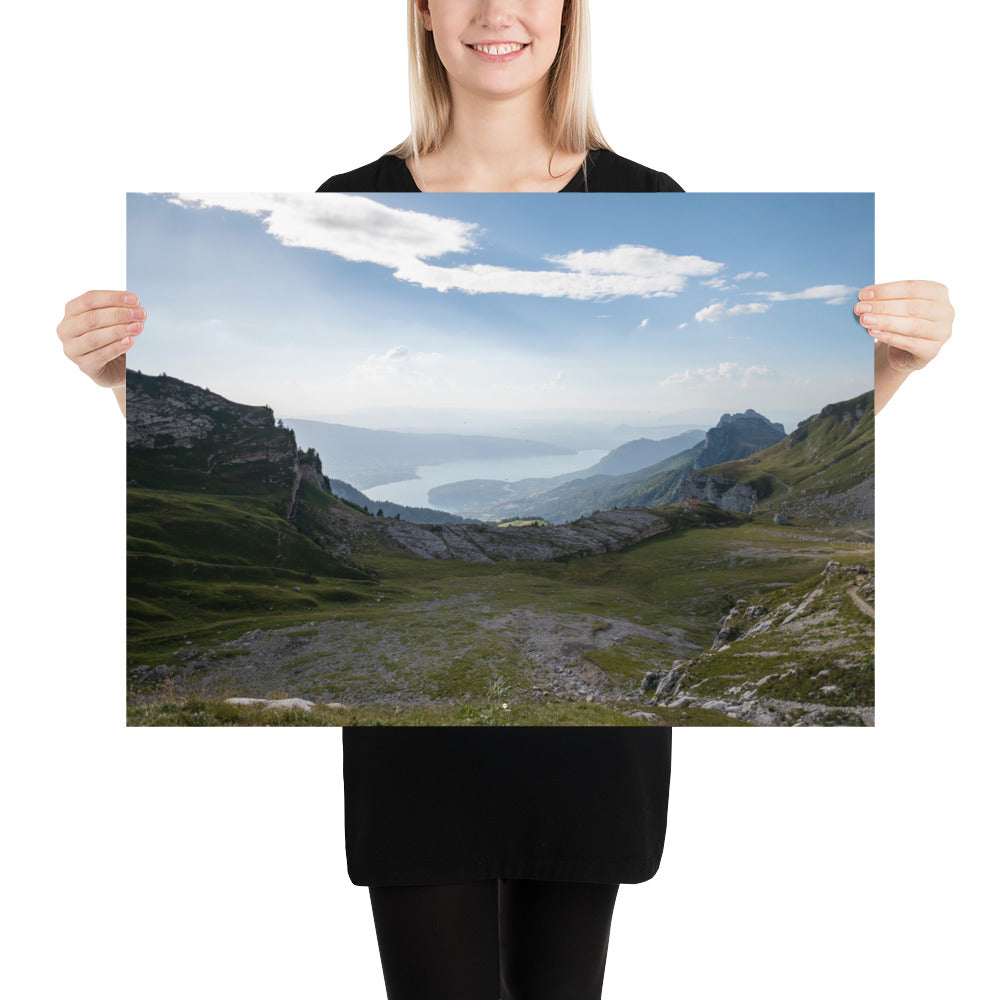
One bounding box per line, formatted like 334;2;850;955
128;495;872;725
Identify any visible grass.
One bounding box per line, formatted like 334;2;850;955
126;694;749;727
127;516;871;725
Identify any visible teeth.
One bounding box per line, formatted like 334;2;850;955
472;43;526;55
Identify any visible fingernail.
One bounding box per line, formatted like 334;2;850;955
126;322;143;333
123;293;138;305
855;303;872;314
130;308;147;321
121;335;134;348
860;288;875;300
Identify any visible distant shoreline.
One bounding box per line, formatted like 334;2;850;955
353;466;419;490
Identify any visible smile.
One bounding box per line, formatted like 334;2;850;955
467;42;529;57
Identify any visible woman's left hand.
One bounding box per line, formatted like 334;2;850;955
855;280;954;372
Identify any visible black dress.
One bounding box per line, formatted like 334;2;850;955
319;149;681;887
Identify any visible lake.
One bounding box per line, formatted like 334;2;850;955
369;449;609;511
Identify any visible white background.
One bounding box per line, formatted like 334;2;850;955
5;2;996;997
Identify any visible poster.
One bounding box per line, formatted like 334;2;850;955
126;191;874;727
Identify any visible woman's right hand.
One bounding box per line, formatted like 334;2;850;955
57;290;145;390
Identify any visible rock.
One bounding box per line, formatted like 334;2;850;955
264;698;315;711
641;670;665;694
712;626;741;650
653;665;686;700
224;697;315;711
128;664;175;684
773;513;790;525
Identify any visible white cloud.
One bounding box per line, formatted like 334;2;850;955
694;301;771;323
677;322;688;330
752;284;856;305
169;192;478;267
169;194;723;302
660;361;775;388
639;318;649;328
735;271;769;281
701;277;734;290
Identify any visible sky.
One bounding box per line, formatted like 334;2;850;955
127;192;873;429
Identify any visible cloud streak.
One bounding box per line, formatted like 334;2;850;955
660;361;776;388
694;301;772;323
752;284;856;305
169;194;724;302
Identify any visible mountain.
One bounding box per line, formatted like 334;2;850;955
680;391;874;526
425;428;705;514
449;409;789;523
694;410;786;469
126;370;374;576
126;370;745;597
283;417;574;490
586;429;707;477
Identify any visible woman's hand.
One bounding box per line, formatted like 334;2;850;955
57;290;145;390
855;280;954;373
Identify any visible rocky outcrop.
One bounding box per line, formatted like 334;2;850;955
374;507;678;562
126;370;298;495
636;560;875;726
127;370;286;453
676;472;759;513
299;502;735;565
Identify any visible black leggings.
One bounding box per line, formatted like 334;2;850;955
369;878;620;1000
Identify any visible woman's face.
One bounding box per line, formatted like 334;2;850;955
418;0;567;101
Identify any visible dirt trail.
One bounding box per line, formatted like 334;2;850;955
846;584;874;618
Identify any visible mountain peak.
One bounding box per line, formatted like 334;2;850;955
694;409;786;471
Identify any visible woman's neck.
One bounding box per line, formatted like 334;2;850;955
408;85;586;193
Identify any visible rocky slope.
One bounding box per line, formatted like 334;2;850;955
345;503;740;563
639;560;875;726
694;391;875;528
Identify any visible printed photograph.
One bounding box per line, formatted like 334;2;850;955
126;192;874;726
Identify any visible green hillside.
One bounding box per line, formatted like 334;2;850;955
697;391;874;525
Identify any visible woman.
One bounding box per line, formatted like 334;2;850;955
57;3;953;997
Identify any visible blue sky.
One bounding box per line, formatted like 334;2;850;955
127;192;872;427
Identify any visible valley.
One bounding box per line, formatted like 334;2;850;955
126;370;874;726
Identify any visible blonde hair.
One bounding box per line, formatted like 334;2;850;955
388;0;610;163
